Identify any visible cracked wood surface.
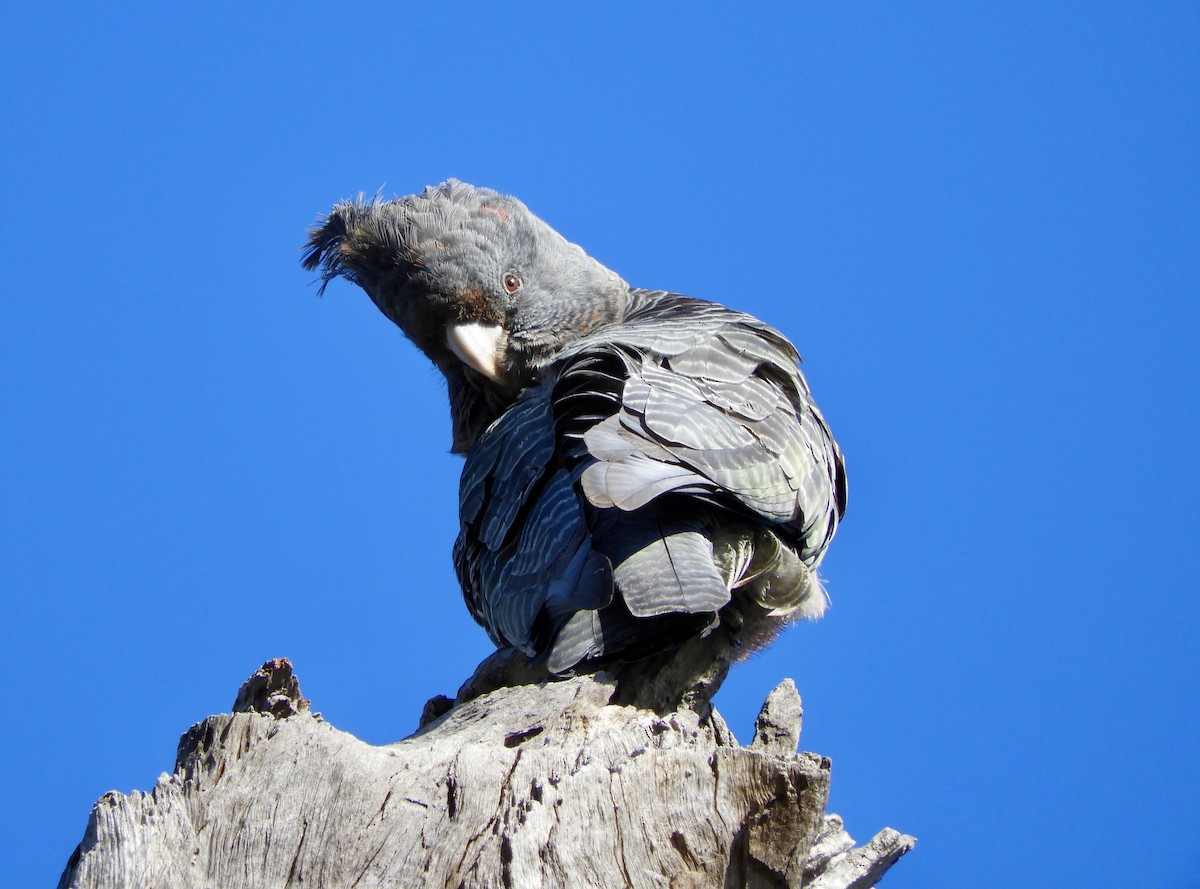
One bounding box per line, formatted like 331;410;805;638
59;660;913;888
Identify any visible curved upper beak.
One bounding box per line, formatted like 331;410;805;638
446;321;506;384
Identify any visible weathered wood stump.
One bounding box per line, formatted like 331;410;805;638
59;659;913;888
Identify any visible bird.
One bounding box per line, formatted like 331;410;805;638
302;180;846;703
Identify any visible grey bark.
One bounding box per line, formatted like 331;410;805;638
59;659;914;888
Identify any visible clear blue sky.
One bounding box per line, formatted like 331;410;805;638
3;5;1197;886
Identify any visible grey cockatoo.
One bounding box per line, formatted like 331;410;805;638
302;181;846;694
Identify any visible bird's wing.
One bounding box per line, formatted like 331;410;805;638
454;292;845;672
575;293;846;558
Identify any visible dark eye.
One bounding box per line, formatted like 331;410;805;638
503;273;522;294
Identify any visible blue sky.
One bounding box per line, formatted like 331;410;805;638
3;4;1197;886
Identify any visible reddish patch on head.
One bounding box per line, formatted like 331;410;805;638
458;287;500;324
479;204;510;223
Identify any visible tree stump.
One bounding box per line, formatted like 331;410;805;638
59;659;914;888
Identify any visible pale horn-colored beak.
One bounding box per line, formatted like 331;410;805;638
446;321;506;384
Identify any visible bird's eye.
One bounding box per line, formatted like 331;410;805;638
503;273;522;294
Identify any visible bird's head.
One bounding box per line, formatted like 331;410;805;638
303;181;631;450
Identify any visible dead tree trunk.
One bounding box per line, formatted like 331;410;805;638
58;659;913;888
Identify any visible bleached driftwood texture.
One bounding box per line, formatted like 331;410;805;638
59;660;914;888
